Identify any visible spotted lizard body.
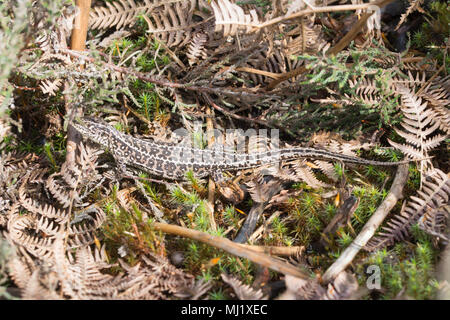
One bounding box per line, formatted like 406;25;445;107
72;117;411;182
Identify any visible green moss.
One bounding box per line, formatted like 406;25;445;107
358;227;439;299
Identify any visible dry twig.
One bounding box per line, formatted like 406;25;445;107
322;164;409;283
152;221;308;279
65;1;91;166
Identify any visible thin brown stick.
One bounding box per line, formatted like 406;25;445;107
267;66;307;90
206;107;217;232
65;1;91;165
152;222;308;279
235;67;282;79
252;3;386;30
62;49;272;99
325;12;373;56
71;0;91;51
322;164;409;283
236;243;305;257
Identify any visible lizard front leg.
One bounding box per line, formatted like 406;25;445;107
211;170;226;186
114;157;134;179
108;144;135;179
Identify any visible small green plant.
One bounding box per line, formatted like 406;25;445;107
291;191;326;244
360;226;439;299
336;230;353;247
209;288;227;300
101;197;162;264
223;205;240;230
44;142;57;171
0;239;14;299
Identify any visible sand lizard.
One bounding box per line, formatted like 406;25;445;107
72;117;411;183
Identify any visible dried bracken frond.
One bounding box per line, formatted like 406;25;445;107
34;8;74;53
143;0;198;47
212;0;260;36
246;178;276;203
343;68;444;109
292;160;331;188
8;234;194;299
6;247;33;292
89;0;157;30
392;71;427;89
39;79;63;96
20;7;74;98
366;169;450;251
284;0;316;15
0;151;41;228
3;143;107;263
420;76;450;134
282;16;326;56
20;261;61;300
186;32;209;66
221;273;268;300
1;134;200;299
250;158;330;190
314;160;338;182
309;131;368;157
277;271;358;300
395;0;425;31
402;59;439;72
417;204;450;241
90;0;201;48
388;86;446;172
174;278;212;299
242;47;306;86
430;105;450;134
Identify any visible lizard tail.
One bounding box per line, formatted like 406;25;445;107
279;147;423;166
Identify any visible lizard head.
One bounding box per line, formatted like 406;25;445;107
72;117;116;147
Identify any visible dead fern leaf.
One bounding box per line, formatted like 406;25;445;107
39;79;63;96
212;0;260;36
221;273;267;300
90;0;153;30
90;0;200;48
395;0;425;31
292;160;331;188
143;0;197;47
366;169;450;251
186;32;209;66
388;85;446;172
282;17;325;56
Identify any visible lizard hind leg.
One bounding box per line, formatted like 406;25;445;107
212;170;245;204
